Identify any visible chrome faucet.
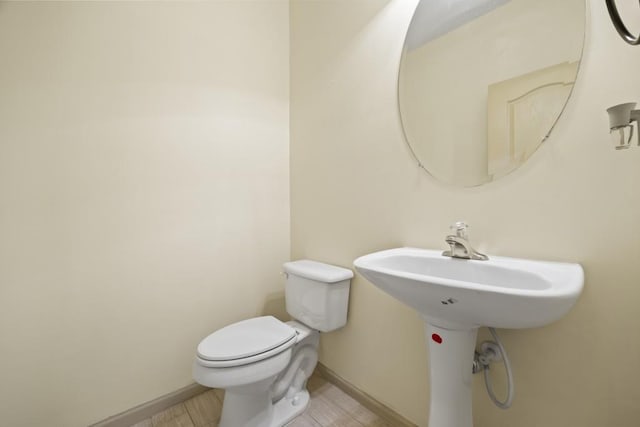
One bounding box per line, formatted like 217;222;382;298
442;221;489;261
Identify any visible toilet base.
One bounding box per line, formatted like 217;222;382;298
274;389;310;427
218;387;310;427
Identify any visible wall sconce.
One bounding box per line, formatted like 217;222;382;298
607;102;640;150
606;0;640;45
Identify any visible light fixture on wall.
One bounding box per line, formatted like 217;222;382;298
607;102;640;150
606;0;640;45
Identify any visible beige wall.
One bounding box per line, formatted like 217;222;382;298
0;2;289;426
291;1;640;426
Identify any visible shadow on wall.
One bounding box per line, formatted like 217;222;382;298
262;291;287;320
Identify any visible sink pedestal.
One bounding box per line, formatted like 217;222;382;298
426;323;478;427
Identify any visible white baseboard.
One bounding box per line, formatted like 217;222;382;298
88;383;209;427
316;363;418;427
89;364;416;427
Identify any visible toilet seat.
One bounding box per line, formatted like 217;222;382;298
196;316;297;368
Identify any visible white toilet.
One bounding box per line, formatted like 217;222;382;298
193;260;353;427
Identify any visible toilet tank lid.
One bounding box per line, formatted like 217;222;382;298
283;260;353;283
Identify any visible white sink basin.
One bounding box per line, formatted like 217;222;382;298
353;247;584;329
354;247;584;427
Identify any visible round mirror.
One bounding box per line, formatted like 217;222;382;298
398;0;585;187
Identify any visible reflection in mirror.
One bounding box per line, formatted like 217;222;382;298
398;0;585;187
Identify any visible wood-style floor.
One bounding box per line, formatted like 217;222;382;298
129;372;390;427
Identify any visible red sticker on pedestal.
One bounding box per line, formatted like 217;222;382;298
431;333;443;344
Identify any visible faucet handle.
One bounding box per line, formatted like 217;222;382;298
450;221;469;239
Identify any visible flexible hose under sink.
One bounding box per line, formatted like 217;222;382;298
484;327;514;409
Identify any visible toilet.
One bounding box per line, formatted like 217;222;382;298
193;260;353;427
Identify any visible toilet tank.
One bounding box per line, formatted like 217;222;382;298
283;260;353;333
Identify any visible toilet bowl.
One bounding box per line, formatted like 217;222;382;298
193;260;353;427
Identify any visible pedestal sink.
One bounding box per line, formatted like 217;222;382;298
353;248;584;427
